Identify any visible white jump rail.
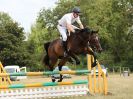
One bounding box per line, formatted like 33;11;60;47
0;84;88;99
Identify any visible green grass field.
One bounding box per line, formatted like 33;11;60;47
58;74;133;99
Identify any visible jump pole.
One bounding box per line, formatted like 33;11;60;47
0;70;91;77
0;80;88;89
87;54;108;95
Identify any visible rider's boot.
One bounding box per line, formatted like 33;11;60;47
63;41;68;57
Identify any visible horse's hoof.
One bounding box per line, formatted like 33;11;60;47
92;62;97;67
58;79;62;82
52;79;56;82
58;78;63;82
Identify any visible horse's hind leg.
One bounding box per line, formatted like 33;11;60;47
58;58;68;82
58;65;63;82
49;57;58;82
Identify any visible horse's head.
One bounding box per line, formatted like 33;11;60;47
89;29;103;53
75;27;102;53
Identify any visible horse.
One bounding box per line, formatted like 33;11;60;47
43;27;102;82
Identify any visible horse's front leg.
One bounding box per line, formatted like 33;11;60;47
87;47;97;67
49;65;56;82
91;51;97;67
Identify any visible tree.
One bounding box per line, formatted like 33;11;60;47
27;0;133;71
27;0;77;70
106;0;133;66
0;12;30;67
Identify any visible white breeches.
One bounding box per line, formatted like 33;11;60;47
57;25;79;41
57;25;67;41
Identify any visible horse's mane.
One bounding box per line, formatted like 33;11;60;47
66;27;92;43
67;27;98;41
74;27;92;34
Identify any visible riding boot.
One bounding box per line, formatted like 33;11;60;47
63;41;68;57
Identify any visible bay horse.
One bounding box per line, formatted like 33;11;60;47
43;27;102;82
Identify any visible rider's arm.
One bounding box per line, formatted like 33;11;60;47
76;17;84;29
66;23;75;33
79;23;84;29
66;18;75;33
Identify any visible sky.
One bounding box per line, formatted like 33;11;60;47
0;0;58;33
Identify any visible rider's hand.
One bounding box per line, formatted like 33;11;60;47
72;29;75;33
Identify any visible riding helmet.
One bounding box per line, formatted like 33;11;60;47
72;7;81;13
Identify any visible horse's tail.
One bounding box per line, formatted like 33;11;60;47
43;42;51;66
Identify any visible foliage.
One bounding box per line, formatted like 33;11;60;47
0;12;31;67
27;0;77;70
1;0;132;71
27;0;133;71
106;0;133;67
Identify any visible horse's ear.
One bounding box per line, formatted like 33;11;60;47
83;27;91;33
92;29;99;33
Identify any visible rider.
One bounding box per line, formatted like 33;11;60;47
57;7;84;57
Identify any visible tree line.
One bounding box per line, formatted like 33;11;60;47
0;0;132;71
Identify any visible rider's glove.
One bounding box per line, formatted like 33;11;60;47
72;30;75;33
